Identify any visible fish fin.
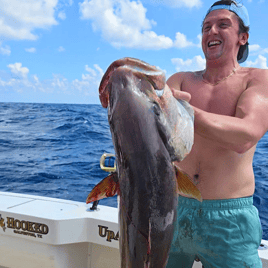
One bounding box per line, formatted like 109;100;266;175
86;172;120;204
174;165;202;202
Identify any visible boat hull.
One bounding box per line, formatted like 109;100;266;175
0;192;267;268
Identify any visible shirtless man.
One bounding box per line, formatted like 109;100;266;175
166;1;268;267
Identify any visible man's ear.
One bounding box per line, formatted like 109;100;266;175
239;32;249;46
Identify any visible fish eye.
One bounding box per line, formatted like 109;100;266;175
152;102;161;116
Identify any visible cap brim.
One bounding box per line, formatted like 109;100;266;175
238;44;249;64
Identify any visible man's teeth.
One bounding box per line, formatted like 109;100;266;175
208;41;221;47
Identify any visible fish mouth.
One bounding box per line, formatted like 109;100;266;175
99;57;166;108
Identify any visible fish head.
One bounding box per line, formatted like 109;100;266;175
99;57;165;108
99;57;194;162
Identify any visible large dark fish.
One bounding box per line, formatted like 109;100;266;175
86;58;202;268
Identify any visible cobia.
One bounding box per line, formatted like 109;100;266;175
86;58;202;267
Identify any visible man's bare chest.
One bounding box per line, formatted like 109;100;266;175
182;79;246;116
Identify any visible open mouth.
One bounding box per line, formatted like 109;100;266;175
208;40;222;47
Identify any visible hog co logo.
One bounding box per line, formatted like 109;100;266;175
0;215;49;239
98;225;119;242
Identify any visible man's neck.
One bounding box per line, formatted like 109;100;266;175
203;59;240;85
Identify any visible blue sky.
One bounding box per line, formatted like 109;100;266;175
0;0;268;105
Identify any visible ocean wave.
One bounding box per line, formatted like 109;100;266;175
0;102;268;238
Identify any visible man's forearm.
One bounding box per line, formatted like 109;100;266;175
193;106;257;154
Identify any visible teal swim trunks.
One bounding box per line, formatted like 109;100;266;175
167;195;263;268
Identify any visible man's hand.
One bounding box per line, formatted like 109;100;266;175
170;87;191;102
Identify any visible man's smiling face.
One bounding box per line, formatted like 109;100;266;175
202;9;241;63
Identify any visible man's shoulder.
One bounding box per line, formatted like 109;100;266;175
168;70;203;79
167;70;203;88
238;67;268;95
240;66;268;83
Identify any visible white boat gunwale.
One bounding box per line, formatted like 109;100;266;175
0;191;267;268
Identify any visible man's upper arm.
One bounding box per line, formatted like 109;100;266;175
235;69;268;142
167;72;192;102
166;73;183;90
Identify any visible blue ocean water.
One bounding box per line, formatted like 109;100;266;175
0;102;267;240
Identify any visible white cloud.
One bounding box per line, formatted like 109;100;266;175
144;0;202;8
246;55;268;69
79;0;173;49
174;32;195;48
263;48;268;54
33;75;40;84
0;64;32;93
249;44;261;52
58;11;66;20
57;0;73;7
93;64;104;76
79;0;201;50
171;55;206;72
55;0;74;21
25;47;36;53
0;63;103;103
0;77;32;93
7;63;29;79
247;44;268;56
51;74;69;90
174;33;202;48
58;46;65;52
0;43;11;55
156;0;202;8
0;0;58;41
73;64;104;96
